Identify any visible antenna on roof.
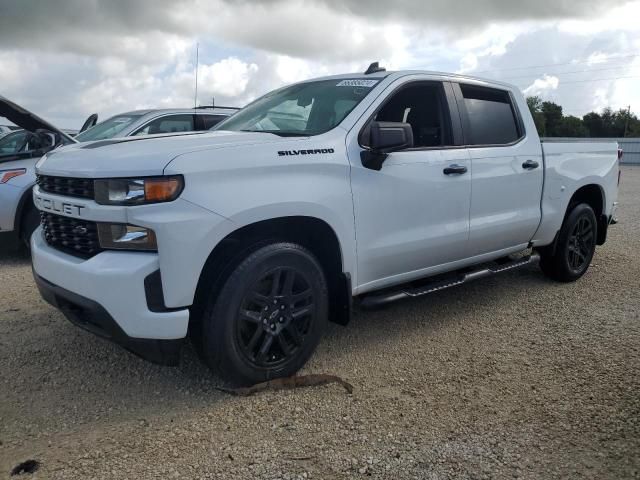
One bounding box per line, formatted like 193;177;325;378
193;42;199;109
364;62;385;75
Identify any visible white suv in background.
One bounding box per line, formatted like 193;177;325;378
75;106;239;142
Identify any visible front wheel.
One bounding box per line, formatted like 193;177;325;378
199;242;328;386
539;203;597;282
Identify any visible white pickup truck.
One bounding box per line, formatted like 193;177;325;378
31;64;620;385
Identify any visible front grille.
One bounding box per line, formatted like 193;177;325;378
41;212;102;258
36;175;94;200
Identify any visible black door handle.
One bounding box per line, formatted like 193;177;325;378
443;164;468;175
522;159;540;170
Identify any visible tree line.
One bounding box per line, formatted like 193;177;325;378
526;96;640;138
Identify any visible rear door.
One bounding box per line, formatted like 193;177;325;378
453;83;543;256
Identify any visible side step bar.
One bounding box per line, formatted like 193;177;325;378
359;253;540;309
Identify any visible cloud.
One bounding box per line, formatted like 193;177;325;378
197;58;259;98
523;75;560;96
0;0;633;58
0;0;638;127
312;0;632;25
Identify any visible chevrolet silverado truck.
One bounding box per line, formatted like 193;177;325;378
31;64;619;385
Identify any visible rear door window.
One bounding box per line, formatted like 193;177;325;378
200;115;227;130
459;85;521;145
133;114;195;136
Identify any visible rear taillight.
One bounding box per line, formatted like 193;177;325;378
617;148;623;185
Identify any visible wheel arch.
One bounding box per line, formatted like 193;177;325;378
567;183;607;245
540;182;607;257
14;183;36;236
191;216;352;332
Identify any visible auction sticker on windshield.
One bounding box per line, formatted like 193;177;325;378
336;79;379;87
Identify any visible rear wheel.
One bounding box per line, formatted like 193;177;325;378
539;203;597;282
199;242;328;386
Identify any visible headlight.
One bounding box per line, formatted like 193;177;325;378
35;154;48;170
97;223;157;251
94;176;183;205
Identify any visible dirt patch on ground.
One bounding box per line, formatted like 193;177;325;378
1;167;639;479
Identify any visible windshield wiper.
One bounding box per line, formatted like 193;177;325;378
240;129;309;137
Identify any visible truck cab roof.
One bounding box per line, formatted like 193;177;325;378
300;69;517;91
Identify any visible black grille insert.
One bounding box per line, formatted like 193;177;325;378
36;175;94;200
41;213;102;258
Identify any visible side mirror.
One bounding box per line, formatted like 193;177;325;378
361;121;414;170
370;121;413;152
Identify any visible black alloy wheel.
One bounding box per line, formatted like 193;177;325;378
566;215;596;273
198;242;328;386
539;203;598;282
235;266;316;368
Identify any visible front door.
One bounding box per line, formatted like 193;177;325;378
347;80;472;292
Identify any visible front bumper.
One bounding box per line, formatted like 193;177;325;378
31;229;189;363
34;273;182;365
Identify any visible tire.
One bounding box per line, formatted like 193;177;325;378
199;242;328;386
20;205;40;250
539;203;597;282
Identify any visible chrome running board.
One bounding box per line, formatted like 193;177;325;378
359;253;540;308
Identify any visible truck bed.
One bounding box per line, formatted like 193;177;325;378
532;139;619;247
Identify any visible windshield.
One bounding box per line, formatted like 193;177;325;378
75;114;144;142
214;79;379;136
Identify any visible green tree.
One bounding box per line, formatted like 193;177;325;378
541;101;563;136
582;108;640;137
582;112;605;137
601;108;616;136
528;96;639;138
628;119;640;137
555;116;588;137
526;96;546;136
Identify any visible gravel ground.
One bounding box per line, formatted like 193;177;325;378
1;167;639;479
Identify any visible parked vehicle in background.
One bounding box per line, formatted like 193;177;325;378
0;124;21;139
31;65;619;386
0;96;79;248
1;101;238;249
75;106;238;142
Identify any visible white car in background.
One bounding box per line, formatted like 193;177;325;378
74;106;238;142
0;100;238;249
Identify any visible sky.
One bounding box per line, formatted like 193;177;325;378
0;0;639;129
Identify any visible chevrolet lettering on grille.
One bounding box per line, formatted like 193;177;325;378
34;195;85;217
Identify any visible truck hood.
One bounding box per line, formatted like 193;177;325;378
0;96;76;144
37;130;305;178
